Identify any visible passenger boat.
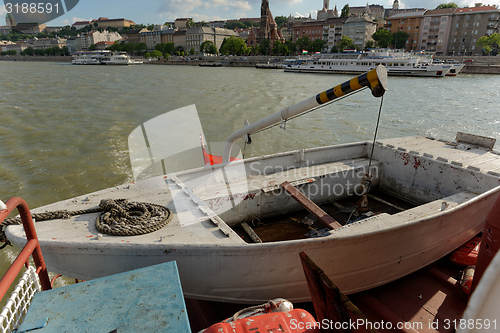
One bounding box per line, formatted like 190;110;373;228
444;60;466;76
283;48;452;77
71;51;101;65
5;66;500;304
71;51;143;65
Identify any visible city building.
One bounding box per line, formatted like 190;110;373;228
280;26;293;41
72;21;91;30
2;41;28;53
66;37;81;54
93;18;135;30
209;21;226;28
6;13;16;27
173;30;187;52
12;23;47;34
385;0;425;18
78;30;122;50
185;27;238;53
125;28;148;45
350;4;385;20
343;16;376;49
28;36;66;49
385;11;426;51
448;4;500;56
95;41;115;50
175;18;192;30
0;40;15;52
317;0;338;21
140;29;176;50
418;8;456;55
324;17;348;51
292;20;325;42
257;0;284;45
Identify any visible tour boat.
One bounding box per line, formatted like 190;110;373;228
5;66;500;304
72;51;142;65
283;48;452;77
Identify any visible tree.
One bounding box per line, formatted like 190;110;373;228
477;33;500;55
271;40;281;55
372;29;393;48
122;43;136;54
436;3;458;9
341;4;350;17
199;41;213;54
23;47;35;56
147;24;155;31
220;36;249;55
144;52;150;59
364;40;375;50
392;31;409;49
208;44;218;55
88;44;96;51
151;50;162;59
165;42;175;55
176;45;184;53
311;39;326;53
135;43;147;55
258;39;271;55
337;35;356;52
275;16;288;27
295;36;311;54
187;19;195;28
279;42;290;56
189;47;196;55
155;43;167;54
330;46;339;53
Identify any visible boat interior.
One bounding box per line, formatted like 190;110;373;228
233;189;417;243
180;134;500;244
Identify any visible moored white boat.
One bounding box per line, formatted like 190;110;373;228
71;50;142;65
283;48;451;77
5;67;500;304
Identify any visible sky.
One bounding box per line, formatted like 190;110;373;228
2;0;500;27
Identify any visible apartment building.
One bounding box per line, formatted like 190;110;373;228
324;17;348;51
343;16;376;49
292;20;325;42
385;11;425;51
418;8;455;55
447;5;500;56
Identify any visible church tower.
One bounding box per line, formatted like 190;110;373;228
258;0;270;42
6;13;16;27
323;0;329;10
393;0;399;10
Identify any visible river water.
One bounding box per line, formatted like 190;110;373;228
0;61;499;282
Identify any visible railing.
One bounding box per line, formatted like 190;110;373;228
0;197;52;299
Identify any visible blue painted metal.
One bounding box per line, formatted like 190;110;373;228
17;261;191;332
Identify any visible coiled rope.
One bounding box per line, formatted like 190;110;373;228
0;199;172;244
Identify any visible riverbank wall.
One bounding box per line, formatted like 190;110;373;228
2;54;500;74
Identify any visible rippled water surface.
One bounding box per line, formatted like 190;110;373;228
1;61;499;278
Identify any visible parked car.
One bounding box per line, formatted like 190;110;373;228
464;59;474;63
